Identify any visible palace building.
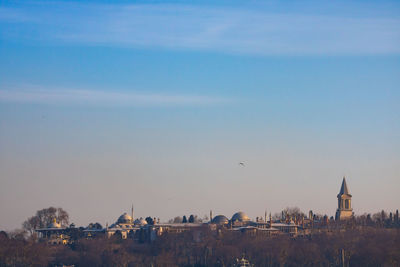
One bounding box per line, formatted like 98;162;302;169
36;177;356;244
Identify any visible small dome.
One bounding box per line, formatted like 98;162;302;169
134;217;148;225
48;218;61;228
117;213;133;224
211;215;229;225
232;212;250;222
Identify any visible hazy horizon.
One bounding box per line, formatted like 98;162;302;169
1;0;399;231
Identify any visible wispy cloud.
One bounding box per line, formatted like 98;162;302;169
0;86;230;107
1;2;399;55
0;6;35;23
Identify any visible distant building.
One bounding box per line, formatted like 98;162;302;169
41;180;362;244
209;211;297;237
36;218;69;245
234;256;253;267
335;177;353;220
231;212;251;227
104;212;147;239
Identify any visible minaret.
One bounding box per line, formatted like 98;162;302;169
210;210;213;222
335;177;353;220
264;210;267;223
131;204;134;221
269;213;272;228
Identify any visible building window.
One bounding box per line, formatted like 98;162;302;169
345;199;349;209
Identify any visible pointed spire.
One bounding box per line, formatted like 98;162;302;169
339;176;350;195
269;213;272;228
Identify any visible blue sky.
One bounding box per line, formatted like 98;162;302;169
0;0;399;230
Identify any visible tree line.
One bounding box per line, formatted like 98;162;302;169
1;227;399;266
1;206;399;266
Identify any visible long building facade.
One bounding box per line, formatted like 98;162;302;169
37;177;354;243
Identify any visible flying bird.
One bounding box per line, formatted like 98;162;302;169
239;162;245;166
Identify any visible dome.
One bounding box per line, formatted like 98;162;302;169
48;218;61;228
134;217;148;225
211;215;229;225
231;212;250;222
117;213;133;224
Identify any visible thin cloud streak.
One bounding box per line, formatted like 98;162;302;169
0;6;34;23
0;87;231;107
1;3;399;55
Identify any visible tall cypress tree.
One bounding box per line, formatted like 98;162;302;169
189;215;195;223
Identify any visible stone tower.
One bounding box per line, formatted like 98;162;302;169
335;177;353;220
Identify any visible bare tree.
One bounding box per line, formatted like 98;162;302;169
168;216;183;223
22;216;41;235
22;207;69;235
283;207;305;218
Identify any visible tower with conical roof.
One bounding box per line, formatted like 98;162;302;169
335;177;353;220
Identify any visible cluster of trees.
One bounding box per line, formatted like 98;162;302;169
169;215;203;224
357;210;400;228
2;206;399;266
22;207;69;235
273;207;400;229
0;231;52;267
87;222;103;230
1;227;399;266
321;210;400;229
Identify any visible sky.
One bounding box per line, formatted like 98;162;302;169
0;0;399;230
